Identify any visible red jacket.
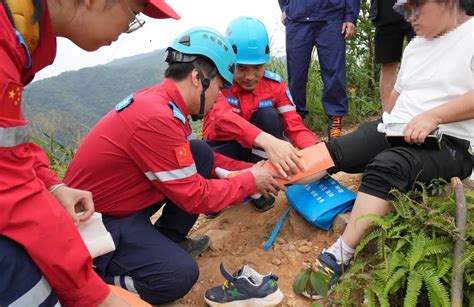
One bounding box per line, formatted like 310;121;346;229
65;78;256;217
203;71;319;149
0;0;60;187
0;1;108;306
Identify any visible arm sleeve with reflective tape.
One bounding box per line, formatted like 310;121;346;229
275;84;319;149
127;117;256;214
0;27;60;187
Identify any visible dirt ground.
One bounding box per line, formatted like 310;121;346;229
167;172;363;307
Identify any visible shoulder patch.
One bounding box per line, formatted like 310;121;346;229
258;99;273;108
264;71;282;83
168;102;186;124
114;94;134;112
225;96;239;106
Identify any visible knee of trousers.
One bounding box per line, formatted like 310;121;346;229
190;139;214;178
361;148;421;199
138;258;199;305
251;108;283;138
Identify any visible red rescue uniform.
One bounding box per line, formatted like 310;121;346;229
0;1;109;306
64;78;256;217
203;71;319;149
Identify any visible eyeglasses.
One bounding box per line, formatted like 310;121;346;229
125;5;145;34
394;0;426;21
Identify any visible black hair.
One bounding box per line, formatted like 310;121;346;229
460;0;474;14
164;57;216;82
32;0;42;22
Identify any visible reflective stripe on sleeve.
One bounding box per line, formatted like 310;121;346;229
232;108;241;113
251;148;268;159
145;163;197;182
10;277;55;307
0;126;29;147
277;105;297;114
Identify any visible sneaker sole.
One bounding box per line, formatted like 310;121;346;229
204;288;284;306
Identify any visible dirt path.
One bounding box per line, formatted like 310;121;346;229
168;172;362;306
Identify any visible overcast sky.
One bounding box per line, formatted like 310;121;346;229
35;0;285;80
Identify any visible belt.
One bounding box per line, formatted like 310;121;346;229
0;125;29;147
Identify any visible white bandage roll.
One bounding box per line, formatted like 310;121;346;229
77;212;116;259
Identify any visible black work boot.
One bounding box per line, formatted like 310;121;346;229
178;235;211;257
252;195;275;212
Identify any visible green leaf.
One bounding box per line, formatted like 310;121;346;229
309;271;328;299
420;268;450;307
293;270;310;295
383;268;407;297
403;270;422;307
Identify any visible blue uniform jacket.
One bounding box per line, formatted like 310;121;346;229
278;0;360;24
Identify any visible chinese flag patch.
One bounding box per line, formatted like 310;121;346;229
0;80;23;119
174;142;193;166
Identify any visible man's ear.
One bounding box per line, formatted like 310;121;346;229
191;69;201;87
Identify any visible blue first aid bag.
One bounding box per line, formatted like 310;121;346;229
285;176;356;230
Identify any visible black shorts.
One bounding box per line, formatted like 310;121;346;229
374;21;415;64
326;120;473;200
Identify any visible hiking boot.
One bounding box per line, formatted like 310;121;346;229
178;235;210;257
204;262;284;306
252;195;275;212
302;251;348;300
328;116;343;140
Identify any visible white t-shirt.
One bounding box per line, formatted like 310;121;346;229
384;17;474;149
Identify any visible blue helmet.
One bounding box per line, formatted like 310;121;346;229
225;16;270;65
166;27;236;87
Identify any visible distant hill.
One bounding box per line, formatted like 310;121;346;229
23;49;168;144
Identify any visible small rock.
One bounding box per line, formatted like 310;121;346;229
276;238;286;245
297;245;312;253
272;258;282;266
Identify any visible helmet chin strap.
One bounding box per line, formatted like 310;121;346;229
191;61;216;121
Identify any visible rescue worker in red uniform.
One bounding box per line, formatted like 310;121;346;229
0;0;179;306
64;27;285;305
203;16;320;211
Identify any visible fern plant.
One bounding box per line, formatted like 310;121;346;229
331;182;474;306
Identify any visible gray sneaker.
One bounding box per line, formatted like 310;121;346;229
178;235;211;257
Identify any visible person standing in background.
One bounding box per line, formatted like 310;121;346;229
278;0;360;140
370;0;415;112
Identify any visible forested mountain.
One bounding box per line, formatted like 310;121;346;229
23;49;168;144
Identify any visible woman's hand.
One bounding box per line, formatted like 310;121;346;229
51;185;95;225
404;112;440;144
